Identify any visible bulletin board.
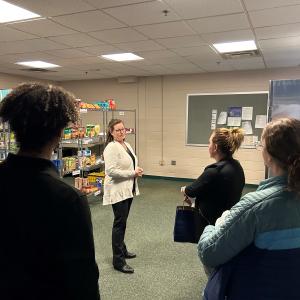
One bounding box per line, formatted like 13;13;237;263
186;92;269;146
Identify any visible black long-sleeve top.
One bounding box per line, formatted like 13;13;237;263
185;157;245;225
0;154;100;300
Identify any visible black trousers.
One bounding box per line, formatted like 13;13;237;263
112;198;133;267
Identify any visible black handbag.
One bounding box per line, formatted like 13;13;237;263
173;203;209;244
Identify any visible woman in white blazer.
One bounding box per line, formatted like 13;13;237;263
103;119;143;274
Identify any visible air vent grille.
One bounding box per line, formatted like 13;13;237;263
220;49;260;59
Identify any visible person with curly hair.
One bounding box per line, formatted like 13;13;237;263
0;83;100;300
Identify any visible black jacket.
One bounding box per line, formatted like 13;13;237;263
0;154;100;300
185;158;245;224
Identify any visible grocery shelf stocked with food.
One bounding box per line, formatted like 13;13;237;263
0;121;17;162
54;98;136;201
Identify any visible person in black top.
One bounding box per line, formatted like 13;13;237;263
181;128;245;225
0;83;100;300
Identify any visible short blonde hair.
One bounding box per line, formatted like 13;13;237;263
212;128;244;157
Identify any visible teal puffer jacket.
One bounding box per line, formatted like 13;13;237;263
198;175;300;268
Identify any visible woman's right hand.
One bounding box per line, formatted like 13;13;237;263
135;167;143;177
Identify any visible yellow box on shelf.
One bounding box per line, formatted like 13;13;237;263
88;171;105;183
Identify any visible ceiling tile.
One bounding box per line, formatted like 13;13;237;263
0;38;67;55
51;56;107;67
52;11;125;33
186;54;220;63
164;0;243;19
89;28;147;43
49;33;104;47
0;52;60;64
155;35;205;48
256;23;300;39
249;5;300;27
135;21;195;39
258;36;300;50
103;1;180;26
140;55;188;64
192;60;234;72
7;0;95;17
187;13;250;34
163;62;203;73
134;64;170;73
78;44;122;55
202;29;255;44
117;40;165;52
44;49;91;59
0;26;37;42
243;0;300;11
228;57;265;70
9;19;77;37
171;45;218;57
85;0;153;9
262;47;300;60
264;57;300;68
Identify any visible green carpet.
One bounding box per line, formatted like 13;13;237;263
62;176;257;299
88;177;256;300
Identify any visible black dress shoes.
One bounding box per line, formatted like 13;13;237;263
125;252;136;259
114;264;134;274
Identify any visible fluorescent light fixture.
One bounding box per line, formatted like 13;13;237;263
101;53;144;62
16;61;60;68
0;0;40;23
213;40;257;53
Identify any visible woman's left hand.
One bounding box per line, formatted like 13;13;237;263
181;186;186;194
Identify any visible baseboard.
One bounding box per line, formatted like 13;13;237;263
143;175;193;182
143;175;259;187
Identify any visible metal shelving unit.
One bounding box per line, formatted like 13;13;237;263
0;120;17;162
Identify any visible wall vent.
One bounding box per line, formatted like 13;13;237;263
220;49;260;60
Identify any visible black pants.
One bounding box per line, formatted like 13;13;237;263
112;198;133;267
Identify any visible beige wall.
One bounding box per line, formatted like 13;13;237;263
61;66;300;184
0;72;54;89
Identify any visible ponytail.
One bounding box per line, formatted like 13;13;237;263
288;155;300;196
262;118;300;195
212;127;244;157
229;128;244;154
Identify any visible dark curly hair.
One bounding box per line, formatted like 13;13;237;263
0;83;78;151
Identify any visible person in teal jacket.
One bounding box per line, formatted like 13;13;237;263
198;118;300;300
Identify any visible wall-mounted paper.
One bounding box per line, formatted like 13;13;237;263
242;107;253;120
242;121;253;134
211;109;217;130
243;135;258;147
217;111;227;124
227;117;241;127
255;115;267;128
228;107;242;117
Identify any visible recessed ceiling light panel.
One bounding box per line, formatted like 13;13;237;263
213;40;257;54
101;53;144;62
0;0;40;23
16;61;60;68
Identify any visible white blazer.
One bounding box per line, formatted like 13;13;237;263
103;141;140;205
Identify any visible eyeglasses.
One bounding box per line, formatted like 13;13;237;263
114;128;125;133
255;142;264;151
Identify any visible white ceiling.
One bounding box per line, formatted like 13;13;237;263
0;0;300;81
